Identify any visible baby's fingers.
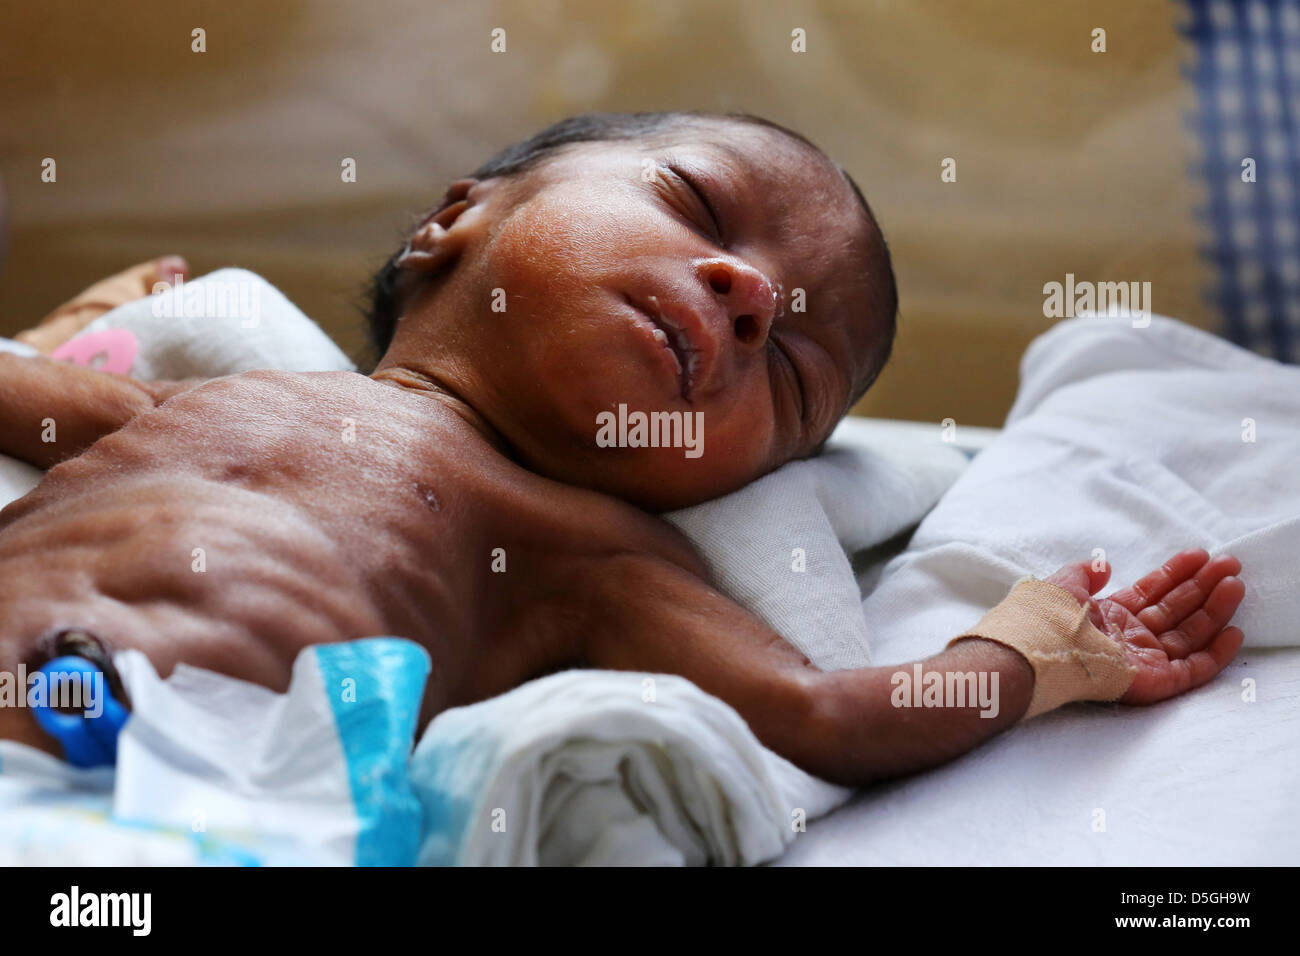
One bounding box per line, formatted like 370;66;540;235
1108;549;1209;615
1122;626;1244;705
1136;553;1242;637
1156;574;1245;659
1045;559;1110;605
1166;625;1244;695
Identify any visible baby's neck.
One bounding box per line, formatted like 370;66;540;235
369;364;511;459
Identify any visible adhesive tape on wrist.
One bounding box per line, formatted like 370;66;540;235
948;577;1136;719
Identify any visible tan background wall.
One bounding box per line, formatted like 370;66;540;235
0;0;1211;426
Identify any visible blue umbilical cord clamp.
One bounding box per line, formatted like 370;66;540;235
31;655;130;768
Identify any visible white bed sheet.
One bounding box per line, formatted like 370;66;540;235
778;646;1298;865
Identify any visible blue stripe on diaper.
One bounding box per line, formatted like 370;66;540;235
315;638;430;867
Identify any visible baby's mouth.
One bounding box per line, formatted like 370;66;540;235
624;293;699;399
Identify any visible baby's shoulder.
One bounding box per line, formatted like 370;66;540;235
519;478;711;585
158;367;362;408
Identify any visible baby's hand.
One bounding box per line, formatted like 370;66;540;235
1045;549;1245;705
17;256;188;354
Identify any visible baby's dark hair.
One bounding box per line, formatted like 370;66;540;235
365;110;897;406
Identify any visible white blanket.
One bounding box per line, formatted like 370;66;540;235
409;671;851;866
865;312;1300;664
780;313;1300;865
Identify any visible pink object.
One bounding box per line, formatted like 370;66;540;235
51;327;138;375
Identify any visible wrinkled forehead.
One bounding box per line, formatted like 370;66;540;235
654;119;866;236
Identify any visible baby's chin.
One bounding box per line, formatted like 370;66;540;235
503;373;777;507
565;445;770;512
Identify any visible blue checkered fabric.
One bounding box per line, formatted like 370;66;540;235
1181;0;1300;361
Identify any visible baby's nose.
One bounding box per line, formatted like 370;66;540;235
695;258;781;349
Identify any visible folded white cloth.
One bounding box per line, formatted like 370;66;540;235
81;268;356;380
666;429;968;670
410;671;850;866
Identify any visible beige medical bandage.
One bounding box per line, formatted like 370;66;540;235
949;577;1137;719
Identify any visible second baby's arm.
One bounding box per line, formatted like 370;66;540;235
2;256;198;468
0;353;198;468
582;549;1244;787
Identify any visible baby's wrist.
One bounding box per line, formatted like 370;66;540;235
948;578;1136;718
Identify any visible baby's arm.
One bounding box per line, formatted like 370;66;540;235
3;256;198;468
15;256;187;354
0;353;196;468
582;549;1243;787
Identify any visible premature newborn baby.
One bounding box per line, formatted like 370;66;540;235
0;111;1245;783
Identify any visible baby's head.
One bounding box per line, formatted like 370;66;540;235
368;111;896;511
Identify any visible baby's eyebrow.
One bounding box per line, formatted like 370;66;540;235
669;141;752;186
701;140;753;169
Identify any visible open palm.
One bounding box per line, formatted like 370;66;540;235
1045;549;1245;705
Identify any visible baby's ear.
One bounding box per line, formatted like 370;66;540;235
440;178;476;206
397;178;485;274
